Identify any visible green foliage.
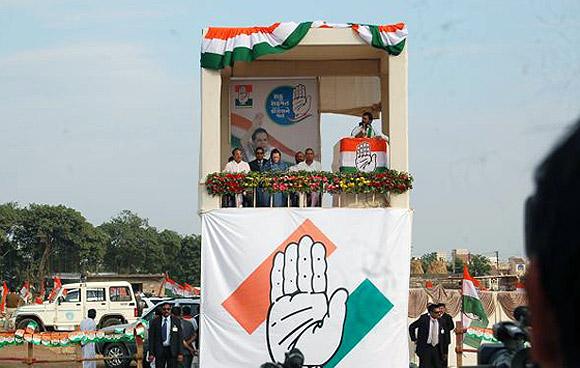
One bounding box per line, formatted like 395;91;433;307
0;204;202;290
469;254;492;276
420;252;438;272
447;258;465;273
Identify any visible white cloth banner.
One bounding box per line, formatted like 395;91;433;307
201;208;412;367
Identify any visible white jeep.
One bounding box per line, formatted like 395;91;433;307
14;281;139;331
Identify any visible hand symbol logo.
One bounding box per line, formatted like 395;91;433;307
267;235;348;367
289;84;312;122
354;142;377;173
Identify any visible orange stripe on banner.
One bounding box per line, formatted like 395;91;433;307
377;23;406;33
339;137;388;152
230;113;296;158
222;219;337;334
230;112;253;130
205;23;281;40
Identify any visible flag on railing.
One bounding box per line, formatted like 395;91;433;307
48;276;62;302
462;266;488;325
163;276;182;297
462;266;489;348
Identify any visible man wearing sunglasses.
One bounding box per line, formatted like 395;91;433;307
148;302;184;368
525;121;580;367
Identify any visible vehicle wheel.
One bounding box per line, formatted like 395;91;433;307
17;318;43;332
101;318;123;328
104;343;131;368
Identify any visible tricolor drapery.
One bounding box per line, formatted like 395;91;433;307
201;21;408;70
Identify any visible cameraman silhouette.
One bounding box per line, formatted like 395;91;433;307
526;120;580;367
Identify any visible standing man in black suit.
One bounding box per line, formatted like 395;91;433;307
436;303;455;367
148;302;184;368
249;147;268;207
409;304;444;368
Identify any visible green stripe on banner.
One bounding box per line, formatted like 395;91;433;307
324;279;393;368
201;22;312;70
368;25;406;56
339;166;388;173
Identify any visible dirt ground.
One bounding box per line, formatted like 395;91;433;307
0;345;106;368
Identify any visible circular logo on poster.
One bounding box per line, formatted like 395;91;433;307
266;84;312;125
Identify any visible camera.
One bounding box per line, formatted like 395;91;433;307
260;348;304;368
477;306;536;368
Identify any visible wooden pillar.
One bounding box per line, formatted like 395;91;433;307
380;49;409;209
27;341;34;366
455;320;464;367
199;60;223;212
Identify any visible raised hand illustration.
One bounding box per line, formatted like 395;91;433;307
267;235;348;367
354;141;377;173
290;84;312;122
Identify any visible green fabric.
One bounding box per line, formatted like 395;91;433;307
201;22;312;70
324;279;393;368
463;295;489;325
368;25;406;55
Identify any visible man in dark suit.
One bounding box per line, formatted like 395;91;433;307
148;302;184;368
249;147;268;172
409;304;444;368
436;303;455;367
249;147;268;207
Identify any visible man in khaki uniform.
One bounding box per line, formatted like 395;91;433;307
5;287;23;329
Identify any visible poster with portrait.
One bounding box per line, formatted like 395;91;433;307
229;78;320;164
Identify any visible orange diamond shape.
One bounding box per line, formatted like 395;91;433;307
221;219;337;334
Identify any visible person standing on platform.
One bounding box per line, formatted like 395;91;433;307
351;112;376;138
289;148;323;206
250;147;268;207
80;309;97;368
294;151;304;165
264;149;289;207
223;148;250;207
409;304;444;368
148;302;184;368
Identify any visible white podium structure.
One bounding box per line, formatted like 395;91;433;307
199;26;408;212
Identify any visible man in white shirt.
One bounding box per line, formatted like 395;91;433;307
409;304;443;368
223;148;250;207
80;309;97;368
224;148;250;173
289;148;322;206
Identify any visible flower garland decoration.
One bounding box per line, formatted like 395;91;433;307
205;170;413;196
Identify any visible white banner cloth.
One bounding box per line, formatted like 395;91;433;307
201;208;412;367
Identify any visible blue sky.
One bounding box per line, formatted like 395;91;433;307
1;0;579;257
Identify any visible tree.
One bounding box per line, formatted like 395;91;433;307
0;202;24;284
469;254;492;276
99;210;163;274
420;252;438;274
9;204;106;289
447;258;464;273
170;235;201;285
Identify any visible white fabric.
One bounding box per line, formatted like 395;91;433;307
200;208;412;368
80;318;97;368
223;160;250;173
462;279;479;299
427;317;439;346
289;160;322;172
202;22;302;55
